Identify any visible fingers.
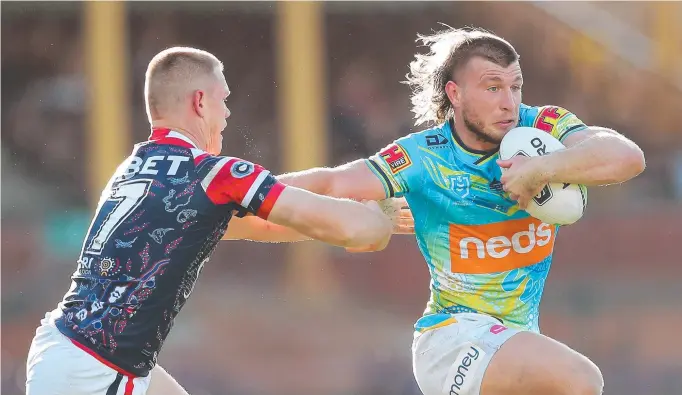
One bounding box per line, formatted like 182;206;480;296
394;207;415;234
394;197;409;208
496;159;512;168
393;221;415;234
373;198;415;234
497;158;514;169
392;211;415;234
393;226;415;235
400;207;412;217
517;197;530;210
400;210;414;226
378;198;403;216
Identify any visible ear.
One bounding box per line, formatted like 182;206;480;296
192;90;206;118
445;80;461;108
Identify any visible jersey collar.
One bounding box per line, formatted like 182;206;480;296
448;118;498;156
149;128;199;149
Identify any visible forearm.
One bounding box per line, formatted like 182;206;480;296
222;216;312;243
292;196;392;249
540;128;645;186
240;221;312;243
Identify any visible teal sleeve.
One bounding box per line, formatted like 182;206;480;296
366;138;420;198
520;104;588;143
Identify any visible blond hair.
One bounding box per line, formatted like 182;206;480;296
404;27;519;126
144;47;224;121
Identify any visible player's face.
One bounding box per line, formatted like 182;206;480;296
205;72;231;155
454;58;523;145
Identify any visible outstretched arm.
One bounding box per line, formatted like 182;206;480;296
203;156;392;249
222;196;414;243
265;186;393;250
222;214;312;243
276;159;389;201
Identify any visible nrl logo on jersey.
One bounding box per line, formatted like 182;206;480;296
452;174;471;199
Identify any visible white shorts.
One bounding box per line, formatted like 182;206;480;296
26;313;151;395
411;313;521;395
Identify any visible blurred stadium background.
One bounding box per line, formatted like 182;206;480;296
2;2;681;394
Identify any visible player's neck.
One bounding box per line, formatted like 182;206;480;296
151;121;206;150
452;118;499;153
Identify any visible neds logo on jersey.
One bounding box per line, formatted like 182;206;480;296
449;217;555;274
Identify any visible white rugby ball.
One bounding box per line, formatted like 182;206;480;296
499;127;587;225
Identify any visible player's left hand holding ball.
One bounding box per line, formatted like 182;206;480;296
497;156;547;210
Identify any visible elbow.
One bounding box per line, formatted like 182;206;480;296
317;169;337;196
621;145;646;181
307;168;344;198
609;130;646;181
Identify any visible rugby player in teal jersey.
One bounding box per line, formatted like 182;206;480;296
277;28;645;395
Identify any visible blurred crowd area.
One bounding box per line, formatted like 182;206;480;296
2;2;682;395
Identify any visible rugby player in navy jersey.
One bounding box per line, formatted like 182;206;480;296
25;47;405;395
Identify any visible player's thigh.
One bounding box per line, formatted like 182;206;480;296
412;313;519;395
147;365;190;395
480;331;604;395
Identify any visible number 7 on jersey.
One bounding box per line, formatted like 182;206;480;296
85;179;153;255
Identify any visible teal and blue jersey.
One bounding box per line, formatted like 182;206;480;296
366;104;588;333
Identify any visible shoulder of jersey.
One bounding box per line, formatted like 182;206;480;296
136;139;211;163
401;122;451;150
518;103;541;127
519;103;577;129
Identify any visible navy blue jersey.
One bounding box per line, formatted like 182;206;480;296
52;128;285;377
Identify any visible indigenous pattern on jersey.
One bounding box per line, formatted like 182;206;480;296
53;128;286;377
365;104;587;333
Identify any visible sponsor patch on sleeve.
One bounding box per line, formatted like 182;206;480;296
379;144;412;174
533;106;586;140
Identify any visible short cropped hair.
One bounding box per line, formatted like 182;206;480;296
144;47;224;121
404;27;519;126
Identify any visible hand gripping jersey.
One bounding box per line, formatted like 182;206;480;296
366;104;587;333
52;128;286;377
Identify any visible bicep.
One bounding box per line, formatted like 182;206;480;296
561;126;617;148
327;159;389;201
